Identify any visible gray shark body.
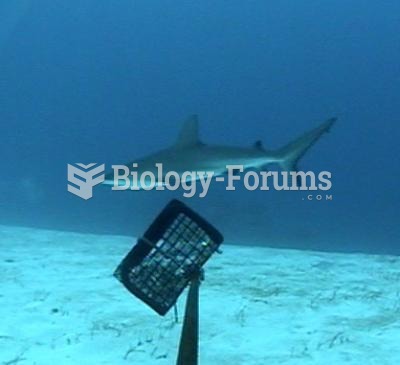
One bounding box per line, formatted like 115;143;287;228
103;115;336;188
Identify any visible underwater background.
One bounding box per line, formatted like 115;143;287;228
1;0;399;254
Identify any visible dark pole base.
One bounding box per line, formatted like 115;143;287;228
176;271;202;365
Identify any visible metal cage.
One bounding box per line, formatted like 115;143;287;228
114;199;223;315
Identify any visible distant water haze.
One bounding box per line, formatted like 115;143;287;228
1;1;399;254
0;1;31;51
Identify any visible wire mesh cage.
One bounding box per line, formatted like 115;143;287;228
114;199;223;315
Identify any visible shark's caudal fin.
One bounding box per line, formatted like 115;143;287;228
277;117;336;171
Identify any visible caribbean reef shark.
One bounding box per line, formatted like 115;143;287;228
103;115;336;193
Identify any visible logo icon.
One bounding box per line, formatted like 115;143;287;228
67;163;105;200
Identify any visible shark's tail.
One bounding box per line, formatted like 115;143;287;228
277;117;336;172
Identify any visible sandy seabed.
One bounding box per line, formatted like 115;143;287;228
1;225;400;365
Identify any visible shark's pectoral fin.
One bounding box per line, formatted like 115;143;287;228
175;114;203;148
223;168;241;176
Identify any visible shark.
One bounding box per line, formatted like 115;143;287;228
103;115;336;193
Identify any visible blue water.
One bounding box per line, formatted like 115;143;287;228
1;0;399;253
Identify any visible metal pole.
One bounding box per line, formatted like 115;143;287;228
176;271;201;365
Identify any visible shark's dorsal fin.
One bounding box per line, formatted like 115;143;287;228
253;140;265;151
175;114;201;147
